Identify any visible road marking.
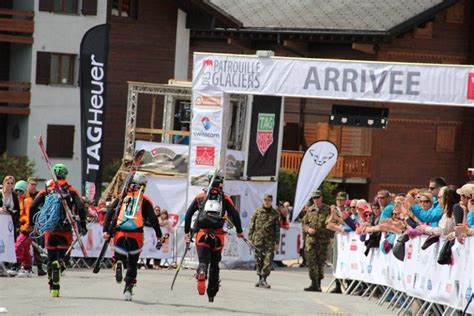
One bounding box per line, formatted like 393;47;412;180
312;297;340;313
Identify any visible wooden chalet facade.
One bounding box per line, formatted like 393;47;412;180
103;0;474;199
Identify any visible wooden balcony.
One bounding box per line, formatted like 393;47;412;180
0;82;31;115
0;9;34;44
280;150;371;178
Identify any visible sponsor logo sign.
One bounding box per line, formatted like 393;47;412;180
467;73;474;100
196;146;215;166
200;58;262;88
195;95;222;106
256;113;275;156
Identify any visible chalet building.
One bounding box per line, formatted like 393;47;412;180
1;0;473;200
104;0;474;199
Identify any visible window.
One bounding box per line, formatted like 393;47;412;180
36;52;76;85
47;125;75;158
111;0;138;18
39;0;78;14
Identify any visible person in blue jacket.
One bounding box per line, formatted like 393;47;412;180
408;177;446;226
378;190;394;220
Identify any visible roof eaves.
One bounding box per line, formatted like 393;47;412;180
388;0;461;38
195;0;244;28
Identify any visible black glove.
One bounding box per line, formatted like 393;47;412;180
155;239;163;250
79;222;88;236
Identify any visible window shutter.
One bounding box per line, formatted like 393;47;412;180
436;126;456;153
82;0;98;15
36;52;51;85
39;0;53;12
340;126;372;156
47;125;75;158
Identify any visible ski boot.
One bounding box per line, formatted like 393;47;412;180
197;271;206;295
115;261;123;284
6;263;19;277
123;280;136;301
255;275;263;287
207;280;220;303
50;260;61;297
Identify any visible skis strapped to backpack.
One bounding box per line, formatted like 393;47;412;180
170;168;220;291
35;135;88;257
92;149;145;274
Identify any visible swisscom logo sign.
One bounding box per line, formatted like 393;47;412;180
193;116;219;139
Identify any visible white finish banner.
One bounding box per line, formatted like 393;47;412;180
292;141;339;221
193;53;474;107
335;232;474;313
0;214;16;263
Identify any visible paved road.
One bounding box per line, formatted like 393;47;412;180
0;266;394;315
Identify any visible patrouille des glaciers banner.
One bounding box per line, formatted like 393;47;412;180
193;53;474;107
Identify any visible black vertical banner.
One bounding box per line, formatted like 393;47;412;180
80;24;109;201
246;95;282;177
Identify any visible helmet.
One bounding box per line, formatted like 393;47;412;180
132;173;147;186
208;169;224;187
53;164;68;178
14;180;27;193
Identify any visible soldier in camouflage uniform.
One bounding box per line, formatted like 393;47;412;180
248;194;280;289
302;190;333;292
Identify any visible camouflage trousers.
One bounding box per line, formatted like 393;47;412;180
255;246;274;277
305;240;330;280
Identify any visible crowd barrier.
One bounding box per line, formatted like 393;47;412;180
1;214;301;266
334;232;474;314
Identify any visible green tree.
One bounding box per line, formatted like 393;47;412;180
277;169;338;205
0;153;35;182
102;158;122;184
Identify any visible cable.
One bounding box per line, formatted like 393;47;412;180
32;193;61;238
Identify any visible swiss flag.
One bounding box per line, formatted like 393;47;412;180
467;73;474;100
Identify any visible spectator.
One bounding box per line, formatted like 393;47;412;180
409;189;443;227
10;180;34;277
417;186;458;238
274;202;290;268
26;177;46;276
96;199;107;225
27;177;39;199
378;190;394;220
173;124;189;145
155;209;171;269
285;201;294;222
0;176;20;237
453;184;473;225
454;184;474;239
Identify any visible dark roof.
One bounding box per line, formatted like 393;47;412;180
190;0;459;39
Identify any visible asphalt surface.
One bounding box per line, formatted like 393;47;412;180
0;266;395;315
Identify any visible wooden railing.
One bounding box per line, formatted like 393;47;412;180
0;82;31;105
280;150;371;178
280;150;303;172
0;9;34;44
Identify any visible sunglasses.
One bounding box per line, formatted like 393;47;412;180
5;182;13;185
350;206;356;209
376;196;387;199
263;198;272;202
14;189;24;193
419;200;431;203
312;196;321;199
429;187;436;191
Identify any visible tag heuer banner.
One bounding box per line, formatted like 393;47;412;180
246;95;282;178
80;24;109;201
292;141;339;221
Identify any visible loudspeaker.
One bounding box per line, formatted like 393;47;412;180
329;105;389;128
